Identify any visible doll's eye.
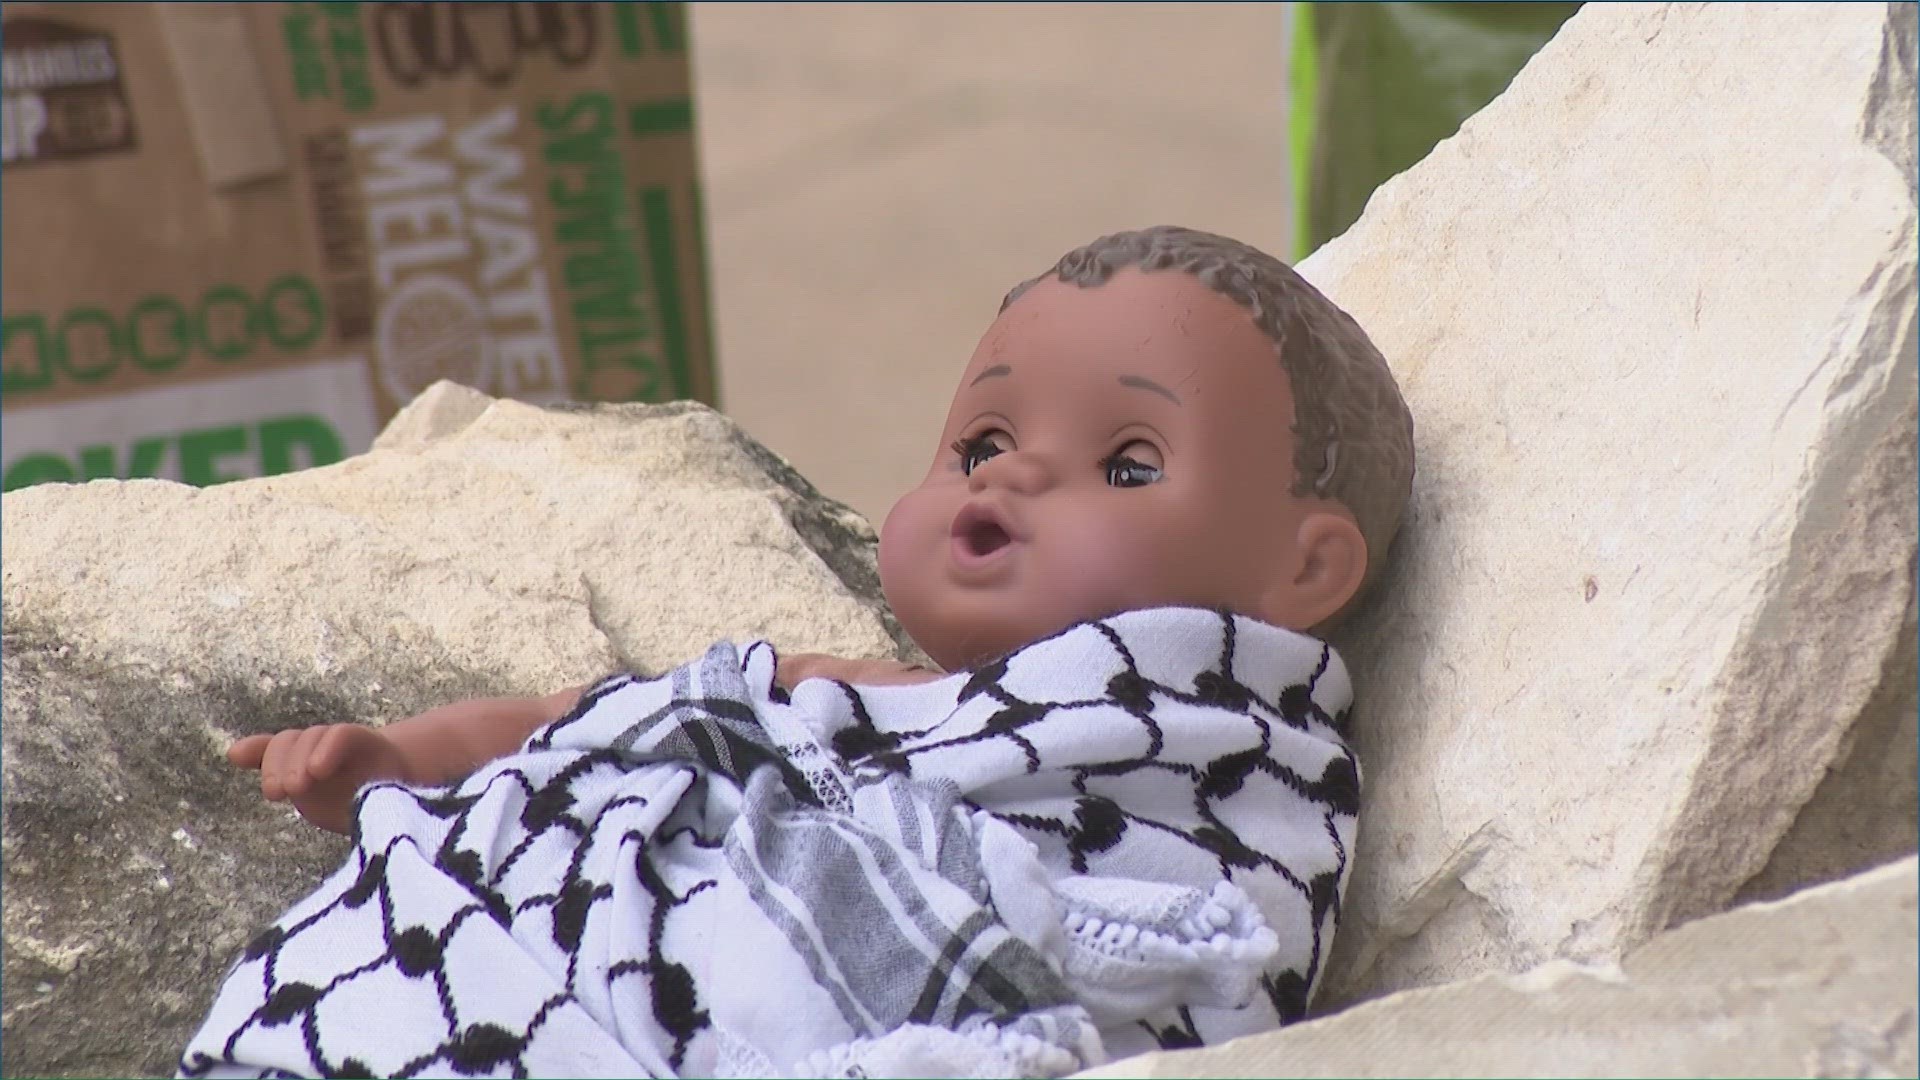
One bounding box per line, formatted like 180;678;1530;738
950;430;1011;475
1102;441;1164;488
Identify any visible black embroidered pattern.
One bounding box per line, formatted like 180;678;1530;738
180;608;1357;1077
849;610;1358;1054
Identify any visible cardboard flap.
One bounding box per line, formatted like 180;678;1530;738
152;2;286;189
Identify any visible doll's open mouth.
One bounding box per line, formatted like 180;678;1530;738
951;502;1018;564
961;521;1011;557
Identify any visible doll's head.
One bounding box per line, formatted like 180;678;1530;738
879;225;1414;672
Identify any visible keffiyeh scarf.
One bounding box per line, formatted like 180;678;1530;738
180;606;1359;1078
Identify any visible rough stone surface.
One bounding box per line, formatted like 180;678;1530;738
367;378;494;452
1081;856;1919;1079
1300;1;1919;1007
1739;581;1920;905
0;389;913;1078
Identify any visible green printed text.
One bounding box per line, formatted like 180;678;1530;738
281;2;375;111
537;91;673;402
1;414;346;491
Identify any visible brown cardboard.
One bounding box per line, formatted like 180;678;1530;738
0;1;715;491
155;3;290;190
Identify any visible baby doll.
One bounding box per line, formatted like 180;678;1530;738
185;226;1414;1080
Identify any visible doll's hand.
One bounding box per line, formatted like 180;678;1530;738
228;725;413;835
777;654;945;691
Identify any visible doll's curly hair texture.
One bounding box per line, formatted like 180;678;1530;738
1003;225;1416;592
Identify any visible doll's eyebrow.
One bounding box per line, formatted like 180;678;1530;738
1118;374;1182;405
969;364;1012;386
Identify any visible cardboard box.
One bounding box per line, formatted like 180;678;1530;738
1;1;716;491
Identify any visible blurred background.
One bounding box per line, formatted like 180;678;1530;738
0;1;1576;527
696;3;1295;524
696;2;1578;523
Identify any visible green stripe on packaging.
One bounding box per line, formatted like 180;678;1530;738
614;3;687;57
690;183;719;407
640;186;692;402
615;5;644;56
651;3;685;54
630;99;694;138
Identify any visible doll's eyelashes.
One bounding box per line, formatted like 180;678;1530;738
954;431;1164;486
951;431;1011;475
1105;440;1159;486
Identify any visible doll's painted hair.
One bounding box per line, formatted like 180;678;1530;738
1002;225;1415;589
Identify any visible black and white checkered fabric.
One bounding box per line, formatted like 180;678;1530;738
179;606;1359;1078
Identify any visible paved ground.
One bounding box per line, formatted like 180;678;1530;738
690;3;1293;525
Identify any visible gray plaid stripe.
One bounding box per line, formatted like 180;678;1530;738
726;772;1071;1035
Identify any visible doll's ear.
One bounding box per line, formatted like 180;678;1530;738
1262;507;1368;631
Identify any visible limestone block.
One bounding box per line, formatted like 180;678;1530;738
0;389;910;1078
367;378;494;452
1739;583;1920;904
1083;856;1919;1079
1302;1;1918;1005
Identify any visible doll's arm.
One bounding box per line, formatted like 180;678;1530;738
228;685;585;834
375;684;586;782
776;654;943;690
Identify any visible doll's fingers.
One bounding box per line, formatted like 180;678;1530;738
306;726;344;781
284;727;331;796
259;729;304;801
227;734;270;770
268;728;313;799
308;725;366;782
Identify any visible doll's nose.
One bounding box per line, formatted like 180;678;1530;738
968;448;1053;496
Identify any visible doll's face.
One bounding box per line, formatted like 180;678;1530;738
879;268;1368;672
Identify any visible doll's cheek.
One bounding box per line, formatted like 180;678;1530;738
1043;518;1189;612
876;493;916;565
876;513;907;596
1036;529;1145;603
877;490;939;592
